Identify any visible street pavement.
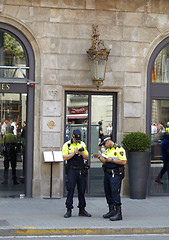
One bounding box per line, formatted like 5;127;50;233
0;196;169;237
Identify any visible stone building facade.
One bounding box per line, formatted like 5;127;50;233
0;0;169;197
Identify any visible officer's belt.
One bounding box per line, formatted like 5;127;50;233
104;167;119;174
68;166;84;170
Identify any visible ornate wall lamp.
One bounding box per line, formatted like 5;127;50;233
87;25;110;90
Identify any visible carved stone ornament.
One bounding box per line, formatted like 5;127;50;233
47;120;56;129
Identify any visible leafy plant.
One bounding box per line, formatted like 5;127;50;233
3;33;25;59
122;132;151;152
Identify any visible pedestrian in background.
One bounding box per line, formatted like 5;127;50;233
62;129;91;218
94;135;127;221
165;122;169;132
98;121;104;139
155;132;169;184
2;126;18;185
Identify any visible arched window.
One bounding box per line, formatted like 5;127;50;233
152;44;169;83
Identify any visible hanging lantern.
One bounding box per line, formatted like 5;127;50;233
87;25;110;90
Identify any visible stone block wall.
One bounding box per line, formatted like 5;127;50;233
1;0;169;197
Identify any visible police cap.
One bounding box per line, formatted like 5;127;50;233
99;135;111;146
73;129;81;142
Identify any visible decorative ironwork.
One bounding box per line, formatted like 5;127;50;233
87;25;110;90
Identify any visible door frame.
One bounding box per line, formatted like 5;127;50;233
64;91;117;196
0;23;35;197
147;36;169;196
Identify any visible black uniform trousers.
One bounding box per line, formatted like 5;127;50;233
65;168;86;209
104;171;122;206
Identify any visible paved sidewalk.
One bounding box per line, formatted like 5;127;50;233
0;196;169;236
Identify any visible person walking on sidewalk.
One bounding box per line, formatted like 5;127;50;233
155;132;169;184
94;135;127;221
62;129;91;218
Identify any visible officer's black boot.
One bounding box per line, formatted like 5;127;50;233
64;208;72;218
109;205;122;221
103;203;115;218
79;208;92;217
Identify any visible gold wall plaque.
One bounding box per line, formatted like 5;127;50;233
47;120;56;129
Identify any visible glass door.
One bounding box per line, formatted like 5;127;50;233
64;92;116;195
90;95;113;194
65;93;88;194
150;99;169;194
0;93;27;197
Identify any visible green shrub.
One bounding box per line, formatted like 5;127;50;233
122;132;152;152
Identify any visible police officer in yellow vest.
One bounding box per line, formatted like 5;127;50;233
2;126;18;185
94;135;127;221
62;129;91;218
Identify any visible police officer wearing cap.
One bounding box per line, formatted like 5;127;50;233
62;129;91;218
94;135;127;221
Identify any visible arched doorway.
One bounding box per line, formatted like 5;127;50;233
0;23;35;198
147;37;169;195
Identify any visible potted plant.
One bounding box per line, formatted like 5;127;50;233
122;132;152;199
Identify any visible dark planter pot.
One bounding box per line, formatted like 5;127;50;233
127;151;150;199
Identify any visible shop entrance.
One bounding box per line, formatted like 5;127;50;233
0;93;27;197
0;23;35;197
64;91;117;196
